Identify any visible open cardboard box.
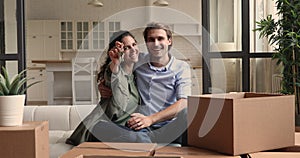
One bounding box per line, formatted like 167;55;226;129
187;92;295;156
61;142;157;158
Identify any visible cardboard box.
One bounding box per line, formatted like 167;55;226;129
0;121;49;158
75;156;181;158
61;142;157;158
249;152;300;158
187;92;295;156
155;146;239;158
273;132;300;152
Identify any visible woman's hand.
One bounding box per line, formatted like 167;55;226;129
108;41;124;67
109;41;124;74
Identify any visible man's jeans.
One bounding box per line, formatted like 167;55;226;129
90;108;187;145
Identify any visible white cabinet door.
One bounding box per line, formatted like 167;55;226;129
60;21;74;51
44;35;59;60
43;20;60;60
26;69;47;102
44;20;59;36
26;20;60;62
26;35;44;60
26;20;43;36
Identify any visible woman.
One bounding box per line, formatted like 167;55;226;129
66;30;143;145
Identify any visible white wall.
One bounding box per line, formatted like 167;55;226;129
26;0;201;22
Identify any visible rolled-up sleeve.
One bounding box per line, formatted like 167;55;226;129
110;69;129;111
104;66;129;113
176;62;192;100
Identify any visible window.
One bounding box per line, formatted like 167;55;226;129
76;21;89;50
0;0;25;77
92;21;105;50
203;0;276;93
60;21;74;51
108;21;121;38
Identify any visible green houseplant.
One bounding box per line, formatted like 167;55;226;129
254;0;300;123
0;66;40;126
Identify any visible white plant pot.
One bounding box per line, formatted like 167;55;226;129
0;95;25;126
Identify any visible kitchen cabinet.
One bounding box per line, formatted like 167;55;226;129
91;21;105;50
59;20;120;52
26;20;60;64
26;68;48;103
76;21;89;50
60;21;74;51
26;20;59;104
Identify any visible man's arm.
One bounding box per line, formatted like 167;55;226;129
98;79;112;98
127;98;187;130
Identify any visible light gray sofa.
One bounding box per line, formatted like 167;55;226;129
23;105;97;158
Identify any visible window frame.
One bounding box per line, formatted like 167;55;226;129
202;0;274;93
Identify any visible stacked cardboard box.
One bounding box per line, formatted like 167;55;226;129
0;121;49;158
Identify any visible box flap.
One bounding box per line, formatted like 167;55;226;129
61;142;157;158
0;121;47;131
76;156;182;158
190;92;245;100
77;142;157;152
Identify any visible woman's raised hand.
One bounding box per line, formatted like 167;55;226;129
108;41;124;66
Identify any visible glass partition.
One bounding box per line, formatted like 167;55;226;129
210;58;242;93
210;0;242;52
4;0;17;55
250;0;277;53
250;58;281;93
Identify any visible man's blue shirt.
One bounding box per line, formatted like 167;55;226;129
134;52;192;128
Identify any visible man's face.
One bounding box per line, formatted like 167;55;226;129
145;29;172;59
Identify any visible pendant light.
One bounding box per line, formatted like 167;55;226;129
88;0;103;7
153;0;169;6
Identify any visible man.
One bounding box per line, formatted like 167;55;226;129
100;22;192;144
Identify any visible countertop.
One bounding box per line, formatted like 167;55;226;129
31;60;71;64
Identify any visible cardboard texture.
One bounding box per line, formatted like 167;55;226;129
0;121;49;158
75;156;181;158
155;146;239;158
187;92;295;156
275;132;300;152
249;152;300;158
61;142;157;158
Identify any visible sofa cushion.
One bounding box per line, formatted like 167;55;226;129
49;130;74;158
70;105;97;129
49;130;73;144
23;105;97;131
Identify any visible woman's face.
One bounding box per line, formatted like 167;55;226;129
121;36;139;64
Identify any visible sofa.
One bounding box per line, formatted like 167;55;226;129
23;105;97;158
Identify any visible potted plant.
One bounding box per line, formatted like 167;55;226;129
254;0;300;126
0;67;40;126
